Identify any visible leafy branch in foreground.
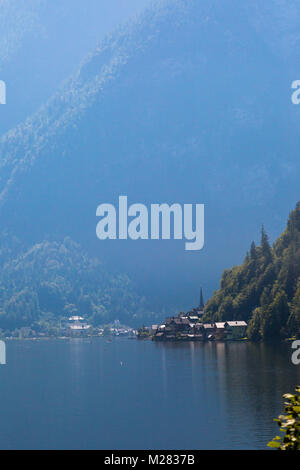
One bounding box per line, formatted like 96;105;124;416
268;386;300;450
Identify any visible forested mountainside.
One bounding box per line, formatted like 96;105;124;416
0;0;299;306
204;202;300;340
0;236;156;333
0;0;151;137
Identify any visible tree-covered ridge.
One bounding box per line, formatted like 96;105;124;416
0;237;155;332
204;202;300;340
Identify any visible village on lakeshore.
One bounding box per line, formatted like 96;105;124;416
137;288;247;342
2;317;136;340
1;288;247;341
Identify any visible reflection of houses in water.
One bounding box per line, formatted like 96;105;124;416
68;316;91;335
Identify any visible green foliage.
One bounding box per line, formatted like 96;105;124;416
137;327;151;338
204;202;300;340
268;387;300;450
247;308;262;341
0;236;156;331
288;279;300;334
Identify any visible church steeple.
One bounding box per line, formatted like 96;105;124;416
199;287;204;310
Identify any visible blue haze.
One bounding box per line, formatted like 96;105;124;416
0;0;300;310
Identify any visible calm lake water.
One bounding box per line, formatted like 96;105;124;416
0;338;299;450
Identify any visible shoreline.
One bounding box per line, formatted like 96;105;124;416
1;335;297;344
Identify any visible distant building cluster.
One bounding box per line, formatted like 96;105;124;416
151;318;247;342
138;288;247;342
68;316;91;331
67;317;135;337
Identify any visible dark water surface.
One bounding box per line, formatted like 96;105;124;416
0;339;299;450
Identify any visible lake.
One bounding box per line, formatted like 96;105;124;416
0;338;299;450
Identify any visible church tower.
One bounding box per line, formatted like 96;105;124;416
198;287;205;315
199;287;204;309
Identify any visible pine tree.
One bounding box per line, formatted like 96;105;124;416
289;278;300;336
250;241;256;259
261;225;272;263
247;308;262;341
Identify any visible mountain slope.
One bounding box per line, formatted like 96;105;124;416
0;237;154;331
0;0;152;136
0;0;299;306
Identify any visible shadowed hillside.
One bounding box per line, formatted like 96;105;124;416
0;0;300;308
0;0;151;136
0;237;156;332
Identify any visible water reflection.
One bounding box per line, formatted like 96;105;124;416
153;340;300;449
0;339;299;449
